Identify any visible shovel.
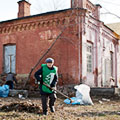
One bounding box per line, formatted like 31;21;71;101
43;82;74;103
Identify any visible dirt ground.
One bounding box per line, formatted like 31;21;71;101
0;95;120;120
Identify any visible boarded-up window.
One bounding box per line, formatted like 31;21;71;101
87;43;93;73
3;45;16;73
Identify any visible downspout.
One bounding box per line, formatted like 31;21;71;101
77;0;82;84
95;30;98;86
78;14;82;83
80;16;83;83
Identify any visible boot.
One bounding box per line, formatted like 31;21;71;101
50;106;55;113
43;111;48;115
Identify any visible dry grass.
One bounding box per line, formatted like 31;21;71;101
0;96;120;120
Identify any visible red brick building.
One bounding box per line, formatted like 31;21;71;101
0;0;120;87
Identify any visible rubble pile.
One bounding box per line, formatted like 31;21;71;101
0;102;42;114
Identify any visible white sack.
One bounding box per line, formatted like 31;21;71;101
74;84;94;105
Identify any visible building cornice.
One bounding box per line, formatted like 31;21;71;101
0;16;70;34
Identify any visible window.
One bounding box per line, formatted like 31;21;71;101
87;43;93;73
3;45;16;73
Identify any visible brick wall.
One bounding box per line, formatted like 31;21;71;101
0;1;119;88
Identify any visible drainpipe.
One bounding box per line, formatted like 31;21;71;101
78;15;82;83
77;0;82;84
95;30;98;87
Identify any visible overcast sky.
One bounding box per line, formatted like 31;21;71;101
0;0;120;24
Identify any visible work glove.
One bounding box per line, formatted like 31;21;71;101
35;79;42;85
35;75;43;85
51;87;55;90
38;81;40;85
38;80;43;85
51;87;57;93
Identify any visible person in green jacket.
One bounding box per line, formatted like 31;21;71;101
34;58;58;115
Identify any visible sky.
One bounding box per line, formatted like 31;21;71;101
0;0;120;24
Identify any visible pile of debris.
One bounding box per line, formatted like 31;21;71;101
0;102;42;114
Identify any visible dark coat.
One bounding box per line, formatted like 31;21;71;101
6;73;17;84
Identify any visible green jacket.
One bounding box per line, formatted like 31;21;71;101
41;64;58;93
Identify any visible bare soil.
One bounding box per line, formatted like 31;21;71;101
0;96;120;120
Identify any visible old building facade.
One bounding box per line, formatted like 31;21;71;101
0;0;120;87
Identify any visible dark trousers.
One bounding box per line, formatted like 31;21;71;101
41;93;56;113
5;81;14;89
